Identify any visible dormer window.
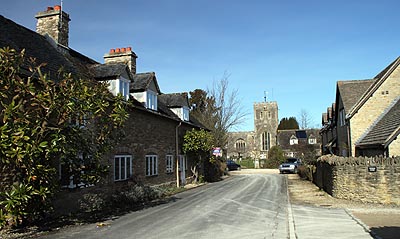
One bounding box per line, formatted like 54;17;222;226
146;90;158;110
170;106;190;121
108;77;130;100
290;135;298;145
308;135;317;144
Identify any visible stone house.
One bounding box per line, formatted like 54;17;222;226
320;104;337;155
0;5;205;187
277;129;321;159
321;57;400;157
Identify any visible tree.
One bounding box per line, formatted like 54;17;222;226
298;109;313;129
278;117;299;130
265;146;286;168
183;129;214;182
0;48;128;227
190;72;247;148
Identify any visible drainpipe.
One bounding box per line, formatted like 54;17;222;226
176;122;182;188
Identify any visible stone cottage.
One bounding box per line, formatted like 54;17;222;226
0;5;205;188
277;129;321;159
321;57;400;157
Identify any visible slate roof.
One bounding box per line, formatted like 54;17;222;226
131;72;161;93
91;63;129;80
357;98;400;147
159;93;189;108
0;15;97;79
337;79;374;114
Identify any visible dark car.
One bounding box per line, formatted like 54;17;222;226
226;160;241;171
279;157;301;174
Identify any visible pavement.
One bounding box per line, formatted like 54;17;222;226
285;171;400;239
232;169;400;239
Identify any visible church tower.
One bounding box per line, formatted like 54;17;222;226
253;101;279;159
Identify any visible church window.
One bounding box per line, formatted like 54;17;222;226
261;132;271;151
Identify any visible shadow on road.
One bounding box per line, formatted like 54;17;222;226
370;226;400;239
36;196;182;233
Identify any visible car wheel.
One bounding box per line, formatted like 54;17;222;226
237;167;241;171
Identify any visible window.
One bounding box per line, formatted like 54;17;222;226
308;137;317;144
108;78;130;100
146;155;158;176
146;90;158;110
339;108;346;127
114;155;132;181
290;135;298;145
59;153;94;188
166;155;174;173
182;107;189;121
235;139;246;151
260;111;263;119
261;132;270;151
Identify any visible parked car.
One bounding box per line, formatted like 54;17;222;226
226;160;241;171
279;158;301;174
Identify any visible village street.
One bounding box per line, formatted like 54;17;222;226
39;170;372;239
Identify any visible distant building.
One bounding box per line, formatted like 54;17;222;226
226;101;279;164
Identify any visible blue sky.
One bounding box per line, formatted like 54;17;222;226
2;0;400;131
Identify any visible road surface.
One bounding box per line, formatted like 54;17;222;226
40;171;372;238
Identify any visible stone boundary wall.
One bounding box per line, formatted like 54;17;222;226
313;155;400;205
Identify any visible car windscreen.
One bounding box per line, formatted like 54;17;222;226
286;158;298;163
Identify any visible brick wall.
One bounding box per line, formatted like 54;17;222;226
313;155;400;205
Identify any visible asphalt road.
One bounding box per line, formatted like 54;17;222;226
39;171;373;239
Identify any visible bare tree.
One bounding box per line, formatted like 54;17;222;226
190;72;248;148
208;72;248;147
298;109;313;129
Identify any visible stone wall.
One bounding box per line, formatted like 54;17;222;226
313;155;400;205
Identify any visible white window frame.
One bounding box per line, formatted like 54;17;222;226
107;77;130;100
182;106;190;121
308;137;317;144
146;154;158;176
146;90;158;110
166;155;174;173
290;135;298;145
114;155;133;181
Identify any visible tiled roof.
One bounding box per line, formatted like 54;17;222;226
159;93;189;108
131;72;160;93
337;79;374;114
91;63;128;80
357;98;400;147
0;15;96;79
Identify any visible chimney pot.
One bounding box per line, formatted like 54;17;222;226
54;5;61;11
110;49;115;54
127;47;132;52
115;48;121;53
121;47;126;52
47;6;54;11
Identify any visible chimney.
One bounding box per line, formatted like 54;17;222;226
35;5;71;47
104;46;138;74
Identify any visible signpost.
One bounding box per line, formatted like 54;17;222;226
212;147;222;157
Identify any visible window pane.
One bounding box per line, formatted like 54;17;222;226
127;157;131;178
121;157;126;180
115;157;120;181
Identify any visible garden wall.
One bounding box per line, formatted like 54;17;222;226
313;155;400;205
